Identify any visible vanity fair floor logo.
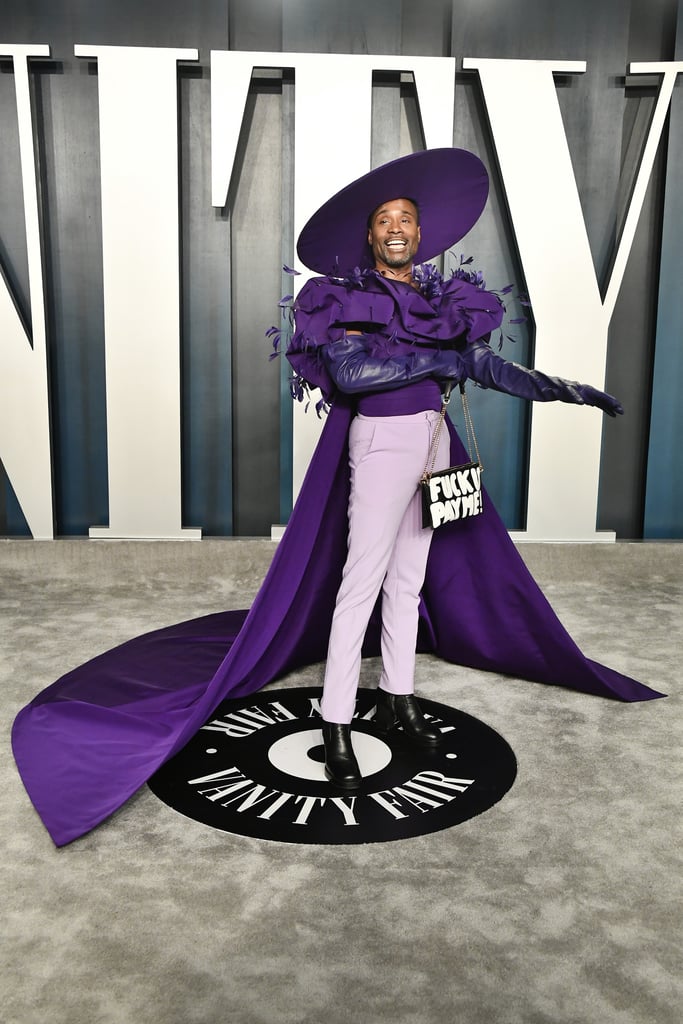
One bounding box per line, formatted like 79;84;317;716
148;687;517;844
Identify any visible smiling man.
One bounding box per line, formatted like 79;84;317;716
367;198;421;276
285;147;642;792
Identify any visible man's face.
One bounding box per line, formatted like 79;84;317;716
367;198;421;272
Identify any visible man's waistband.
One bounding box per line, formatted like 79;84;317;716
356;379;443;416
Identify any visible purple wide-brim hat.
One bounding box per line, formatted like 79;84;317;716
296;147;489;276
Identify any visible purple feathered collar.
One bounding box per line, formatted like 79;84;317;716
332;257;490;305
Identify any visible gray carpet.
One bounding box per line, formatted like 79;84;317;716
1;539;681;1024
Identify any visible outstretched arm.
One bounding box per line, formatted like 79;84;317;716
461;340;623;416
322;333;466;395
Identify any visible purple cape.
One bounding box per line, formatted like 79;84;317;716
11;401;663;846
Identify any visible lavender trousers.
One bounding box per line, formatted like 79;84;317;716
320;409;451;723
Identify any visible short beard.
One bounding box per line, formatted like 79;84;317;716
380;244;414;268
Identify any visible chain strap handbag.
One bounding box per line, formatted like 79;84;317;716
419;382;484;529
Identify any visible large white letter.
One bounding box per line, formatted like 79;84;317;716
463;58;683;541
75;45;201;539
210;52;456;498
0;44;53;539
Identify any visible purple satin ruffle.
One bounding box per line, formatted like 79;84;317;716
288;271;504;398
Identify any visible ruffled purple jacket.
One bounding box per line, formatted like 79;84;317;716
287;269;504;398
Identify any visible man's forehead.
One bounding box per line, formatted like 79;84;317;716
370;198;418;221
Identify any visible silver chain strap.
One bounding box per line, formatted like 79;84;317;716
459;382;483;471
420;382;482;483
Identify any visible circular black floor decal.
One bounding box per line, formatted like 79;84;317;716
148;687;517;844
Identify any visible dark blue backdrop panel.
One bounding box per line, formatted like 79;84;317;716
450;68;531;530
230;75;284;537
180;63;233;536
645;2;683;538
0;58;30;330
598;1;675;536
278;73;295;525
36;57;109;535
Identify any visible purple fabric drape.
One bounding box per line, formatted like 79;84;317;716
11;400;663;847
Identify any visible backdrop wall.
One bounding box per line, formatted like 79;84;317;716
0;0;681;539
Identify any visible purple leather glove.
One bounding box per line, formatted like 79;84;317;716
321;334;465;394
461;341;624;416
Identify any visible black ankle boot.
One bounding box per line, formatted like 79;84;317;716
374;690;442;747
321;722;362;789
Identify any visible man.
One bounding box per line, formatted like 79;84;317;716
288;149;624;790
